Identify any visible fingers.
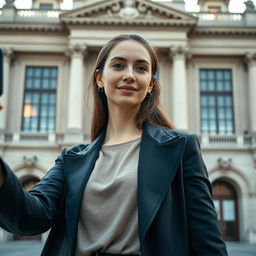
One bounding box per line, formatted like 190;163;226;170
0;104;4;110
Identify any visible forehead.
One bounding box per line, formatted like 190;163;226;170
107;40;151;63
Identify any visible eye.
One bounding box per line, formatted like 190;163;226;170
112;63;124;70
136;65;148;72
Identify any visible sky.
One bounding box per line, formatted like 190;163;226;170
0;0;255;13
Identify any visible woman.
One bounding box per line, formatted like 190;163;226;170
0;34;228;256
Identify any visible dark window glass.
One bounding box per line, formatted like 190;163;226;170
22;66;57;132
39;4;53;10
200;69;234;135
208;6;222;13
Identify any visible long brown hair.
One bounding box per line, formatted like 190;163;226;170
89;34;175;141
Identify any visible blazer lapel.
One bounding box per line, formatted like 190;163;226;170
138;124;186;242
62;132;105;244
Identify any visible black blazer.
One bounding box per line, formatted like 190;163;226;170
0;123;228;256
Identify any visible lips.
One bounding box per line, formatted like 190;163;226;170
117;85;138;91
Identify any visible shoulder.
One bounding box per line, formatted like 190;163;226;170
162;127;201;153
143;123;200;147
61;144;89;156
162;128;194;138
161;126;200;144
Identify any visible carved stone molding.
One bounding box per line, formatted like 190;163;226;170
3;0;15;8
2;48;15;64
23;155;38;168
169;46;189;60
66;44;88;60
60;0;197;26
245;52;256;67
107;2;122;18
245;0;256;12
118;0;139;19
217;157;232;170
193;27;256;36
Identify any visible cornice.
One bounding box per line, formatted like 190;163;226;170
62;17;196;27
192;27;256;36
0;23;64;32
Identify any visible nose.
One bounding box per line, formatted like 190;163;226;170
122;67;135;83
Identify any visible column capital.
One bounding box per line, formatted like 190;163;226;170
169;45;189;60
66;44;87;60
2;48;14;63
245;52;256;67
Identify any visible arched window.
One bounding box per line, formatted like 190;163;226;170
212;180;239;241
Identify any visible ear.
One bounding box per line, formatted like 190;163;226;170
148;79;154;92
95;69;104;88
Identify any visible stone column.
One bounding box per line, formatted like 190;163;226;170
170;46;188;130
0;48;14;132
245;52;256;133
66;44;87;135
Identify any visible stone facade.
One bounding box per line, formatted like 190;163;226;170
0;0;256;244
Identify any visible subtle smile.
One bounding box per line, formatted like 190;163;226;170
117;86;138;92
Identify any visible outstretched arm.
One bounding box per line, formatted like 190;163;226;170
0;152;66;236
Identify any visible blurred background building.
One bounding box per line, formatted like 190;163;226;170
0;0;256;244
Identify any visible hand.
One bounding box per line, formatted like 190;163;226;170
0;104;3;110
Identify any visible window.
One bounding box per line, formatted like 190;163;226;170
208;6;222;13
200;69;234;135
39;3;53;10
22;66;57;132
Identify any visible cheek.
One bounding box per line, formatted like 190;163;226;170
102;72;119;86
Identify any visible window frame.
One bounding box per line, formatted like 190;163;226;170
199;68;235;135
21;66;58;133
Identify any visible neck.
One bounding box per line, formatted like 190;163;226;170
104;104;142;145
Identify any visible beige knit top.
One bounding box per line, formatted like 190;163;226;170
76;138;141;256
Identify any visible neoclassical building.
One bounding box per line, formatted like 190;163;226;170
0;0;256;244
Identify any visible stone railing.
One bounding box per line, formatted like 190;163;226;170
191;12;243;21
0;132;92;145
2;132;64;144
16;9;63;19
190;12;246;26
199;134;254;148
0;8;64;23
1;132;254;149
0;8;252;27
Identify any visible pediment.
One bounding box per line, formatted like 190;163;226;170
60;0;197;26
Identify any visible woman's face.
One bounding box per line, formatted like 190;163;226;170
96;40;153;111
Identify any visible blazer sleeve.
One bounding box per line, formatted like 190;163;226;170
0;150;66;236
182;134;228;256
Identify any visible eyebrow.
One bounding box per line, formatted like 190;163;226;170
110;56;150;65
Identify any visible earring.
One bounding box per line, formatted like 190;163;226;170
97;86;104;93
146;91;152;98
